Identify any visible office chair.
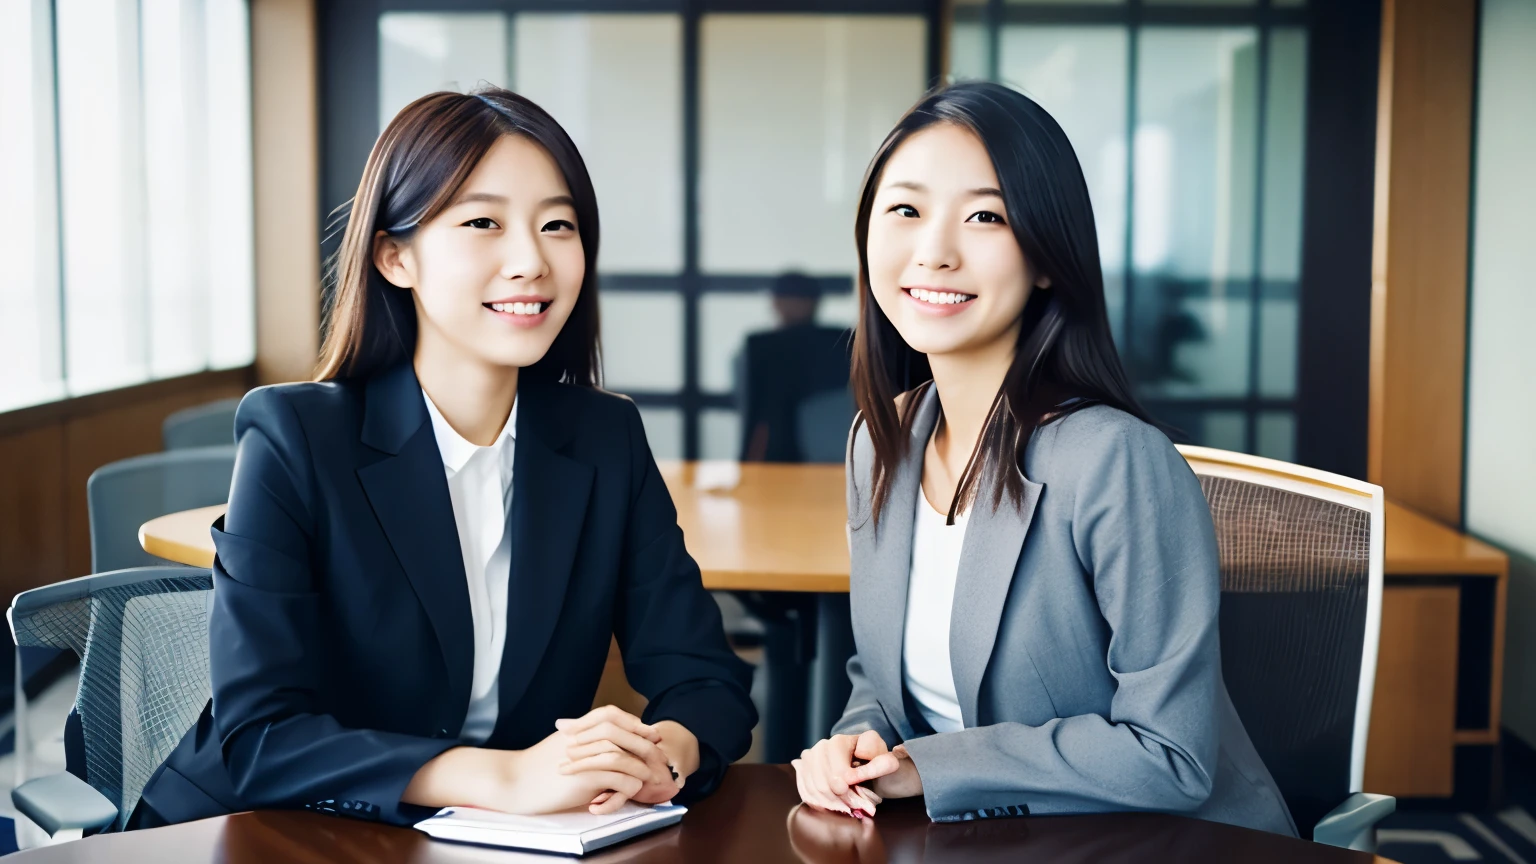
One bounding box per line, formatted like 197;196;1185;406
161;398;241;450
794;388;855;464
87;446;236;574
1178;445;1395;852
8;567;214;839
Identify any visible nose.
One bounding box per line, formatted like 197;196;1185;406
911;215;959;272
498;224;551;282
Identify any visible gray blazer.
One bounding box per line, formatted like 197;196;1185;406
834;387;1297;837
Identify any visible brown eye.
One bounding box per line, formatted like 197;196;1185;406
464;217;499;229
890;204;918;218
966;210;1005;224
542;219;576;233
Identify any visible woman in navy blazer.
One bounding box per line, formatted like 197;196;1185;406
132;88;755;828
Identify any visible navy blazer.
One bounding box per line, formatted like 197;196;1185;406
133;361;756;828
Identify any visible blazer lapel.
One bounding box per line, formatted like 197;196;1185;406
852;386;940;741
495;379;594;723
950;451;1043;728
355;362;475;724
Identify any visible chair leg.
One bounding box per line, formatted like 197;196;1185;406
14;648;28;788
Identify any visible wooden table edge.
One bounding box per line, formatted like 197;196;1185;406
139;505;223;569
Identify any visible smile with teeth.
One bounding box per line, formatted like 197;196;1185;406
906;287;976;306
485;301;550;316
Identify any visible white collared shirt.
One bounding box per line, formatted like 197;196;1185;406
902;485;969;734
422;388;517;745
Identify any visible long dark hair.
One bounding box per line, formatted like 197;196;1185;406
851;81;1154;526
316;87;602;385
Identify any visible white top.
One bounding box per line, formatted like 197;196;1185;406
422;389;518;745
901;485;969;734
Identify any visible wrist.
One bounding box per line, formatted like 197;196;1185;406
652;721;700;782
405;746;487;808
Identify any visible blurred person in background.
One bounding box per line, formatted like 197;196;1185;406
739;272;853;463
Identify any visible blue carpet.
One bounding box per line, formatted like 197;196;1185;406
1379;807;1536;863
0;724;17;855
1378;746;1536;864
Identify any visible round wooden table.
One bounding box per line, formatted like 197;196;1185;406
137;461;850;591
7;765;1395;863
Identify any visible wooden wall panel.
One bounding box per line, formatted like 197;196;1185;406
1369;0;1478;524
0;425;68;602
1365;584;1460;797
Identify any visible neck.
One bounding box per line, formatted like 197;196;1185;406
927;334;1016;472
413;337;518;447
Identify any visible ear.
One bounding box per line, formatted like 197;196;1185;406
373;230;416;289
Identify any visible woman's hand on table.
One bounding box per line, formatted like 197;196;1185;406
791;730;891;816
556;705;693;807
403;731;647;816
842;741;922;801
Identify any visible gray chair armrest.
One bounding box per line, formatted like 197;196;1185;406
12;772;118;837
1313;792;1396;851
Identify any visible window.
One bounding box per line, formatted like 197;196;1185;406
952;0;1308;461
1;0;64;411
0;0;255;413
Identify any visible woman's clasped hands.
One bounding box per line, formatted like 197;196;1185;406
792;730;923;818
553;704;688;813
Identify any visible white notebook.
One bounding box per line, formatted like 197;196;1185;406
414;802;686;856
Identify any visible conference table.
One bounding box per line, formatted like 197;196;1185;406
9;764;1395;863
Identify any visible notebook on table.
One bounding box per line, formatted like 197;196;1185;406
414;801;686;856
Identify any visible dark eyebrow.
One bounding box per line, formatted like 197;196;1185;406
448;192;575;208
882;181;1004;199
449;191;507;206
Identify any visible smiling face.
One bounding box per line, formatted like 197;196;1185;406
865;123;1047;361
373;133;586;371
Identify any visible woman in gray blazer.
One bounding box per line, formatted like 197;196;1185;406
791;82;1297;838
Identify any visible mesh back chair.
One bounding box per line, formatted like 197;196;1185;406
161;398;241;450
8;567;213;840
795;388;856;464
87;446;236;574
1177;445;1395;851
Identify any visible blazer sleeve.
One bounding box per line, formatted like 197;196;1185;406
899;419;1222;821
611;399;758;803
210;387;459;825
830;653;899;745
831;415;899;746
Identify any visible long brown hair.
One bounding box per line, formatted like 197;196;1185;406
851;82;1154;527
315;88;602;385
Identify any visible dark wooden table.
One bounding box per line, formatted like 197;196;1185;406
11;765;1396;863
